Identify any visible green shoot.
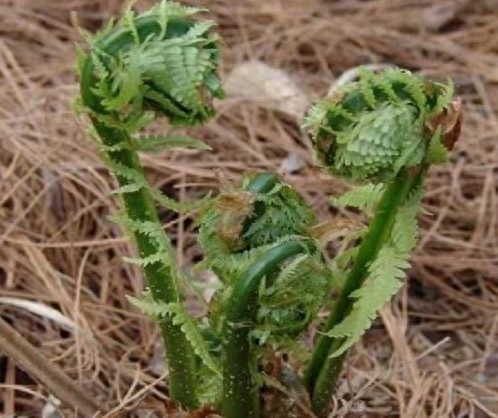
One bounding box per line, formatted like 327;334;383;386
303;67;462;416
75;2;461;416
77;1;223;409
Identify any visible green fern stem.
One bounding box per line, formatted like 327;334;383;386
91;123;199;409
78;12;216;410
221;240;307;418
302;67;460;415
306;168;422;415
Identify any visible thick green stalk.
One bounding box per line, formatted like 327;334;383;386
79;16;201;409
92;123;199;409
221;241;307;418
306;169;422;416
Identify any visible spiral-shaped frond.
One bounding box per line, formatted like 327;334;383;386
303;67;460;182
198;174;329;339
198;173;316;280
79;1;224;129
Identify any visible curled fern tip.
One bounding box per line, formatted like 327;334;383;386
79;0;224;129
304;67;462;183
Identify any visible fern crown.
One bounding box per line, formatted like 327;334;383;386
198;174;316;277
79;0;224;130
198;174;329;342
303;67;458;182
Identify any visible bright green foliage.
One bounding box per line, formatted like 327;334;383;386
326;244;409;356
241;182;315;249
303;67;454;182
107;160;208;213
303;67;456;360
305;67;459;416
198;175;330;343
325;191;421;356
390;188;422;253
426;129;450;164
76;2;226;410
331;183;385;216
127;294;222;378
78;1;223;213
198;177;316;282
76;2;460;414
255;252;329;343
334;103;423;180
79;0;224;131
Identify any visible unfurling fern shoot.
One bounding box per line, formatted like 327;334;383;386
77;2;223;409
198;173;330;418
303;67;462;416
75;2;462;416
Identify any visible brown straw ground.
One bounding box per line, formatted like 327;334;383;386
1;0;497;416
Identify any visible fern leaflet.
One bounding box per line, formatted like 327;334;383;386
426;129;449;164
331;183;385;216
325;245;410;357
128;295;222;376
324;191;420;357
390;190;421;253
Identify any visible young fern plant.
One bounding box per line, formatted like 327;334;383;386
197;173;330;417
76;2;462;417
77;1;224;409
303;67;462;416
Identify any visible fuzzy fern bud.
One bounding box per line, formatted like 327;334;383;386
198;173;329;339
303;67;462;183
198;173;316;279
79;1;224;129
304;68;463;415
75;3;226;409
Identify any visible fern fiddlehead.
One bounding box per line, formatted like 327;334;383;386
303;67;462;415
222;240;308;418
76;2;463;414
197;173;330;418
77;2;223;409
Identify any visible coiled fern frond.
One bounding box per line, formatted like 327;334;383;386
198;173;329;339
196;173;331;418
198;174;315;280
304;67;462;416
304;67;461;182
79;0;224;130
76;2;225;409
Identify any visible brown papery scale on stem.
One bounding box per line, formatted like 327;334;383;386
426;98;463;150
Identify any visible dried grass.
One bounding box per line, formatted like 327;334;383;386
0;0;497;417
